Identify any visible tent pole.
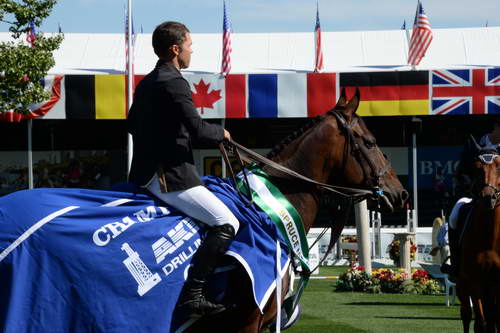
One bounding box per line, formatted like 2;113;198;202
126;0;133;176
221;119;226;178
27;119;33;189
412;131;418;229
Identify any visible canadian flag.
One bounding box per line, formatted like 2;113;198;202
184;74;246;119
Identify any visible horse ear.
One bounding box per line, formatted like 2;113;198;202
336;87;348;107
345;87;360;115
468;134;481;152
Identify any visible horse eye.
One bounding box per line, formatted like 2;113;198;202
365;140;375;149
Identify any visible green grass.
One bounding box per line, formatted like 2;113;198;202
268;267;462;333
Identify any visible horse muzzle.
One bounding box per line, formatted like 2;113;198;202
480;193;497;210
479;185;498;210
368;189;407;213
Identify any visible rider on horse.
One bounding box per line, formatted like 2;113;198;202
444;117;500;280
127;21;239;318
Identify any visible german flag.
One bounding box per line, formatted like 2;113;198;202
340;71;429;116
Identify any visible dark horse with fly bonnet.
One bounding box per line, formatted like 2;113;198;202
183;88;408;333
456;136;500;333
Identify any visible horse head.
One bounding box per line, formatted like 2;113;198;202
469;135;500;210
326;87;408;213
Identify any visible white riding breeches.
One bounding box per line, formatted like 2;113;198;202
449;197;472;230
147;174;240;233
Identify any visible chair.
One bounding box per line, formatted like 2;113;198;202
418;262;456;306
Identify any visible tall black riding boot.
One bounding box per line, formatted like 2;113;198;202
177;224;235;317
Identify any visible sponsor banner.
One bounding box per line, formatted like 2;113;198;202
408;146;462;190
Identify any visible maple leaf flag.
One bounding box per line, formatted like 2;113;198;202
192;79;222;114
187;76;226;118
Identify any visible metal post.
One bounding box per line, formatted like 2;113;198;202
412;131;419;229
126;0;133;176
27;119;33;189
355;200;372;274
221;119;226;177
372;211;382;258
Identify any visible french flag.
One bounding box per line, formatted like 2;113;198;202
184;73;338;118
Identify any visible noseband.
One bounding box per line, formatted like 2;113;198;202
329;110;392;192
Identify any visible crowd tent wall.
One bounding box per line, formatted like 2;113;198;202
1;27;498;75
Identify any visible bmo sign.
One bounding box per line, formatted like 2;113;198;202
414;146;462;189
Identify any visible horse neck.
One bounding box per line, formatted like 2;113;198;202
493;206;500;254
472;204;500;250
264;124;334;233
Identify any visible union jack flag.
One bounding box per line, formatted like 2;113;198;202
431;68;500;115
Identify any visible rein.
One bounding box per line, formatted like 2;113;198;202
218;109;393;271
221;138;380;201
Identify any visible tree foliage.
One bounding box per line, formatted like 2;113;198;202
0;0;63;114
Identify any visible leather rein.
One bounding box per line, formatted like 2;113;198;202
220;109;391;201
218;109;393;271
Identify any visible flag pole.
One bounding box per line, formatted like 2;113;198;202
127;0;133;175
409;1;418;71
27;119;33;189
404;22;411;67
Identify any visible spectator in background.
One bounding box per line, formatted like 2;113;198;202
430;217;444;264
431;219;450;268
36;160;54;188
433;166;449;210
65;159;82;187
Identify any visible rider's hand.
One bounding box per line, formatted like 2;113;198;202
223;129;231;141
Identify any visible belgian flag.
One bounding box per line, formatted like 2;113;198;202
340;71;429;116
64;75;126;119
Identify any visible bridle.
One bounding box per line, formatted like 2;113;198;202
328;109;392;191
219;108;396;273
469;134;500;207
220;109;393;203
475;150;500;207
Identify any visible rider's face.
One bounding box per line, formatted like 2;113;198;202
177;33;192;69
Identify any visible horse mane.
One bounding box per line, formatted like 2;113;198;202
265;114;326;160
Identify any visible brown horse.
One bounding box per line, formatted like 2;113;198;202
184;88;408;333
457;139;500;333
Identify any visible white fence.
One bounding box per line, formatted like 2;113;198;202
307;227;434;266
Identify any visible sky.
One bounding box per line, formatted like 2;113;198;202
1;0;499;35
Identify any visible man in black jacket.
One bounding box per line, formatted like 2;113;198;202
127;21;239;318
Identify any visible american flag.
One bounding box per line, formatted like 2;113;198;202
314;2;324;73
407;1;433;66
221;0;232;76
26;21;37;47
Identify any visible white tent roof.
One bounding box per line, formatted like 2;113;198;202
2;27;500;75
